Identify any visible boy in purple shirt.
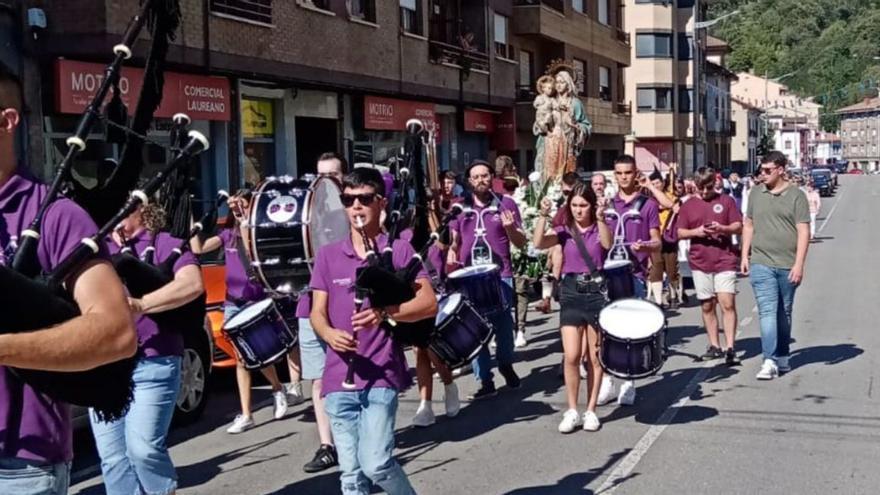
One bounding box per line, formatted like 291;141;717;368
447;160;527;399
310;168;437;495
0;68;135;495
97;203;204;495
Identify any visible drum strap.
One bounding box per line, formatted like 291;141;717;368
234;230;258;282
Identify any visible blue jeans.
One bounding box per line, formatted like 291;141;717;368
749;264;798;361
90;356;182;495
324;388;415;495
0;458;69;495
473;277;516;383
633;276;647;299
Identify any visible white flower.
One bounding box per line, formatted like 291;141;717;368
524;206;538;217
528;171;541;183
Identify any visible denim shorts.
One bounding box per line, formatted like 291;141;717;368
298;318;327;380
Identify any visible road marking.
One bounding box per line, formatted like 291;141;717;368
596;360;714;494
819;186;845;234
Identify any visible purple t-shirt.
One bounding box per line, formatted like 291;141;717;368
399;228;445;280
310;234;427;396
554;224;605;275
295;292;311;319
449;195;522;277
106;231;198;357
606;194;661;279
678;193;742;273
219;228;265;303
0;171;105;463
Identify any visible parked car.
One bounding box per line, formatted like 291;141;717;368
849;168;865;175
811;172;832;197
812;168;836;190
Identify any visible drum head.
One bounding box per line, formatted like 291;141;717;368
436;293;463;324
599;298;665;340
448;264;500;279
604;259;632;271
304;176;349;260
225;298;274;329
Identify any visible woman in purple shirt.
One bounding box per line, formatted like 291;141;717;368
96;203;204;495
533;183;612;434
190;192;297;434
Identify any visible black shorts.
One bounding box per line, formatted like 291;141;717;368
559;275;607;327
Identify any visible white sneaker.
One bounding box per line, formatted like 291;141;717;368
514;331;527;348
412;401;436;427
286;381;305;406
617;380;636;406
273;390;289;420
226;414;255;434
776;356;791;374
579;362;588;379
756;359;779;380
558;409;582;433
444;382;461;418
597;375;615;406
582;411;601;432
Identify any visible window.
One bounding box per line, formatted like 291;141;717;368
211;0;272;25
784;140;792;150
637;87;673;112
348;0;376;22
298;0;330;10
574;59;587;95
400;0;421;34
677;0;695;7
573;0;584;13
678;33;693;60
494;14;511;58
518;50;534;88
599;66;611;101
598;0;609;24
678;86;692;113
241;98;277;188
636;33;672;58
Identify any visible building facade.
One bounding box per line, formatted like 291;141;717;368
704;59;736;169
813;131;842;165
510;0;631;173
838;96;880;172
731;97;764;174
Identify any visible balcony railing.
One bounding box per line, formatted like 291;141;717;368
615;101;631;115
514;0;564;12
428;40;490;73
616;28;630;45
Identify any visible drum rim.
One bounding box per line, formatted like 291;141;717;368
302;175;343;261
223;298;276;329
598;298;666;340
604;259;633;269
447;263;500;279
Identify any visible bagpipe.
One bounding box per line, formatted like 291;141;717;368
1;0;192;421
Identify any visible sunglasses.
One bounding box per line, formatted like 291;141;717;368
759;166;779;175
340;193;380;207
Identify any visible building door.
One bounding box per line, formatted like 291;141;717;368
296;117;338;176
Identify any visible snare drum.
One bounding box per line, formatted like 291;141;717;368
604;259;635;302
446;264;509;314
598;298;666;379
429;293;495;369
223;298;298;370
248;176;348;295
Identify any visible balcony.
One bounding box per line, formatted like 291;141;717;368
428;40;490;73
615;101;631;116
514;0;564;12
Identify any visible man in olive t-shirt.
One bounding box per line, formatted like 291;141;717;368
741;151;811;381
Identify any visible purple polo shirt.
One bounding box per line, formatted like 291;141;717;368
310;234;427;396
399;228;445;279
0;170;106;463
449;195;522;277
219;228;265;304
678;193;742;273
606;194;661;278
295;292;311;318
107;231;198;357
554;224;605;275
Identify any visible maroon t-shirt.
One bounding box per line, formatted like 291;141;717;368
678;194;742;273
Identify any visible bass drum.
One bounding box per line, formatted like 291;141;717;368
248;175;348;295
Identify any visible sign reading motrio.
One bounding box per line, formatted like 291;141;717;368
55;59;231;121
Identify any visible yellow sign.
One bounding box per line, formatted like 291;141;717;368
241;98;274;138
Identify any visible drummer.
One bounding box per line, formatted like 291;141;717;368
190;191;297;434
446;159;527;399
534;183;612;433
598;155;661;408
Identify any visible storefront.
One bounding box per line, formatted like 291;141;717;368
460;108;517;169
351;95;442;169
50;59;232;208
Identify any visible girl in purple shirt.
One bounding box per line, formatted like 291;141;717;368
533;183;612;434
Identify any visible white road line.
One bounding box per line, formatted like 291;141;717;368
596;360;714;494
819;186;845;234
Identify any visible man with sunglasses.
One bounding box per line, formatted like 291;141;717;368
310;167;437;495
447;159;527;399
741;151;811;380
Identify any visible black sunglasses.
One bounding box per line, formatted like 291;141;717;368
340;193;380;207
759;166;779;175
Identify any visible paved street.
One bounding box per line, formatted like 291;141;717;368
71;176;880;495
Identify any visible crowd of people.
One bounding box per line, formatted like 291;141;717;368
0;66;813;495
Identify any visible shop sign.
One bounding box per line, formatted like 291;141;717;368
635;142;674;172
464;109;496;133
364;96;436;131
55;59;231;121
241;98;274;138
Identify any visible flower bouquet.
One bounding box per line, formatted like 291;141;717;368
511;172;563;291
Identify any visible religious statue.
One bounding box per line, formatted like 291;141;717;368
533;60;592;183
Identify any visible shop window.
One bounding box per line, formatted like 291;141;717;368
637;87;673;112
598;0;609;24
400;0;422;34
494;13;512;59
599;66;611;101
574;59;587;96
348;0;376;22
211;0;272;25
636;33;672;58
241;98;276;188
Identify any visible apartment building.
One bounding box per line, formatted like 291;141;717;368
731;97;764;173
510;0;631;172
839;96;880;171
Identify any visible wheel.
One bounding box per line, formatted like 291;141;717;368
174;330;211;425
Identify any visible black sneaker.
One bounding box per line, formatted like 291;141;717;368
469;381;497;400
499;364;521;389
669;299;680;311
700;346;724;361
725;348;740;366
303;444;338;473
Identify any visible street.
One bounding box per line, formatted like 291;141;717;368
71;175;880;495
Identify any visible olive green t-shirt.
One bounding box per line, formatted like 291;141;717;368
746;183;811;269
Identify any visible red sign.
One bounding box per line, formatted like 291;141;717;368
635;142;675;172
464;109;496;133
364;96;436;131
491;108;517;150
55;59;231;121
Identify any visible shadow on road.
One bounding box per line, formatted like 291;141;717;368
790;343;863;370
502;448;631;495
176;431;297;489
